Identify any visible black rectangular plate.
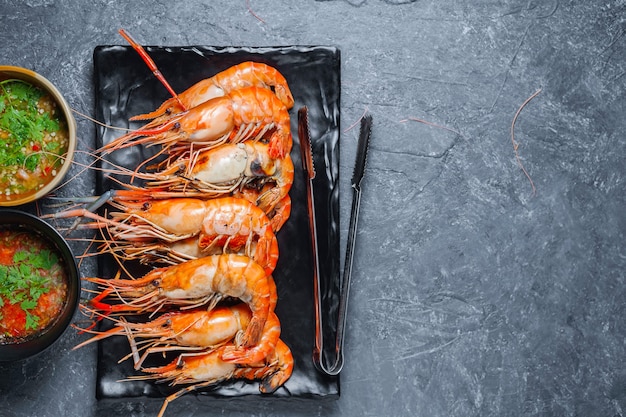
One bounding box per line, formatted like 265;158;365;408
92;45;341;400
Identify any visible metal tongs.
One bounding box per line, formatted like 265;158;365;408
298;107;372;376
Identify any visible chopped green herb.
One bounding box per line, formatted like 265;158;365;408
0;247;53;321
0;230;69;341
25;312;39;331
20;299;37;311
0;78;70;202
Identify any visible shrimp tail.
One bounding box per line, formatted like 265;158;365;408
268;195;291;232
268;129;291;160
260;368;290;394
260;340;294;393
256;187;282;214
253;234;279;277
240;317;264;348
219;311;280;364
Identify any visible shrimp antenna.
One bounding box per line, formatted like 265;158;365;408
118;29;186;111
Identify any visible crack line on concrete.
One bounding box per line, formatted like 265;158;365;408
489;23;531;113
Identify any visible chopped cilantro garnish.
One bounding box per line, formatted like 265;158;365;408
25;312;39;331
0;78;69;199
0;246;54;322
20;299;37;311
0;80;48;144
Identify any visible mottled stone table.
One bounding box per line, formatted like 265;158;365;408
1;1;625;416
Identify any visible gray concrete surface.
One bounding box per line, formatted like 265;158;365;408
1;1;625;416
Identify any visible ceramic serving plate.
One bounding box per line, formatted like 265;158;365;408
92;45;341;400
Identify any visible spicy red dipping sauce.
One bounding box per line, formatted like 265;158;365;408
0;229;68;343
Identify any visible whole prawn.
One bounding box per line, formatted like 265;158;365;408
100;86;292;159
108;141;294;220
154;141;293;213
181;146;294;230
46;196;279;275
74;302;281;369
131;61;294;122
85;254;272;347
132;339;293;417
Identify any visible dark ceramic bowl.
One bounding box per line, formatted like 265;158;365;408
0;209;80;361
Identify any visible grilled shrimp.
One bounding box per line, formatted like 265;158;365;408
101;86;292;159
132;339;293;417
153;142;293;213
47;196;279;275
107;141;294;219
85;254;272;347
73;305;250;367
74;302;281;369
130;61;294;122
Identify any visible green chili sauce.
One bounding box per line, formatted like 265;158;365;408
0;79;69;202
0;229;68;343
